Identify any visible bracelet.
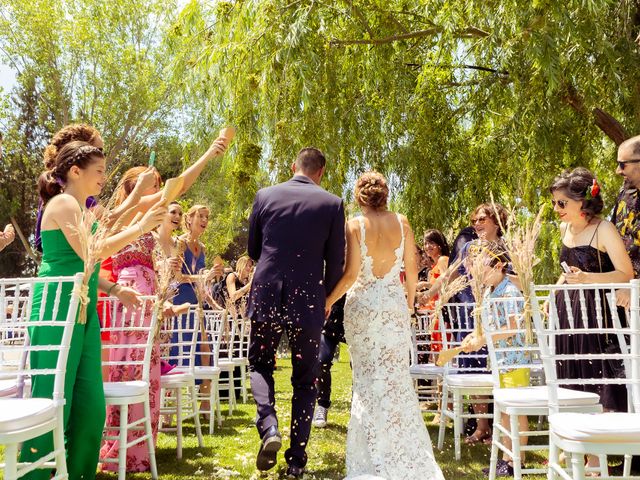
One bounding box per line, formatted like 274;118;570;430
136;221;144;236
107;283;118;296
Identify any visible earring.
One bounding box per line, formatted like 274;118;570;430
580;212;586;218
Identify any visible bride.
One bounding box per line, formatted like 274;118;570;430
325;172;444;480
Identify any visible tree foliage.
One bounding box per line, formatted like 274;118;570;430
4;1;640;280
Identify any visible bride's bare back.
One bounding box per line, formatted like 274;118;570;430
356;211;404;279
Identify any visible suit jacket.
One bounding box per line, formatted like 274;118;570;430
247;175;346;325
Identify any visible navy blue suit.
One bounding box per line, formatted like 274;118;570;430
247;174;345;468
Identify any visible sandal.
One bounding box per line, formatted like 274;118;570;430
464;429;492;445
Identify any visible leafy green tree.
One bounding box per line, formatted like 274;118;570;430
171;0;640;281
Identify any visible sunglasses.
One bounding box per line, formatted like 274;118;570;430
551;199;569;209
617;159;640;170
471;216;489;225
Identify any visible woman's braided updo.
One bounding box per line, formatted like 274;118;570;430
43;124;101;170
355;171;388;210
38;141;104;203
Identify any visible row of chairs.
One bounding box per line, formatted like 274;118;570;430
0;274;251;480
411;281;640;480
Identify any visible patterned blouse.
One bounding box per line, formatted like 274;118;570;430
483;277;529;370
611;187;640;278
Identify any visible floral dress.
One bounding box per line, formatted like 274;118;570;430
100;233;161;472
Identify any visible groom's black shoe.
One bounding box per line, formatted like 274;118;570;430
286;465;305;478
256;425;281;471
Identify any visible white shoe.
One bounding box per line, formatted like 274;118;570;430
312;405;328;428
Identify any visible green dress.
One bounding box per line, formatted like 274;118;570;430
20;228;106;480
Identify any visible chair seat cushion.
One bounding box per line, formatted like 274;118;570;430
0;378;31;398
446;373;494;387
409;364;445;377
161;373;194;387
494;386;600;408
0;398;56;432
550;412;640;443
194;366;221;378
103;380;149;398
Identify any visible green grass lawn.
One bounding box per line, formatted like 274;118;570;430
95;349;549;480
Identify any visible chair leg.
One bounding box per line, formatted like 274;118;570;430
623;454;632;478
547;440;559;480
208;382;215;435
118;404;129;480
176;387;183;459
53;413;68;477
488;405;501;480
143;398;158;480
437;383;449;450
228;370;236;415
597;454;607;478
453;390;463;461
191;384;204;447
215;377;223;427
570;452;586;480
509;412;522;480
158;388;165;431
4;443;18;480
241;365;248;403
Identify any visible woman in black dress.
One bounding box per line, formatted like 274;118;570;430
549;168;633;469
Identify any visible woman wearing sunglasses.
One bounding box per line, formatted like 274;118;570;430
420;202;508;445
549;167;633;471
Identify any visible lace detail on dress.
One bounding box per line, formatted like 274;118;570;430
343;214;443;480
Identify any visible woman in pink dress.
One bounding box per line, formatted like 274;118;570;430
100;169;163;472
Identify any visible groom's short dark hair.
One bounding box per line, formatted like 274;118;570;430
296;147;326;174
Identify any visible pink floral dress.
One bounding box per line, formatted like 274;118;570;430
100;233;160;472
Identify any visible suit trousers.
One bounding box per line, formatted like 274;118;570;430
249;318;322;468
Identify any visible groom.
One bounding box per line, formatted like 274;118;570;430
246;147;346;477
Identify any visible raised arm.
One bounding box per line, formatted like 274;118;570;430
131;136;229;214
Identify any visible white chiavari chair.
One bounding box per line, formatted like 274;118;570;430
98;296;158;479
0;273;83;480
532;280;640;480
481;294;600;480
158;306;204;459
194;309;223;434
410;311;449;414
437;302;494;460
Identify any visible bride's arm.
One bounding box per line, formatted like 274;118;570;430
401;215;418;312
325;220;360;313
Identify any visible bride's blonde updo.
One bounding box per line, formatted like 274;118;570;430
355;171;388;210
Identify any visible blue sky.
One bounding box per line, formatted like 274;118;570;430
0;63;16;92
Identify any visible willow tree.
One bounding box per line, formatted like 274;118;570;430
170;0;640;279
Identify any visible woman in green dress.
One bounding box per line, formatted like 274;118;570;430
20;140;166;479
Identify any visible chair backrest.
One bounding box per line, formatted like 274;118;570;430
480;295;540;387
200;309;224;368
218;313;238;361
439;302;489;373
158;305;200;371
0;274;83;405
98;295;157;383
531;280;640;414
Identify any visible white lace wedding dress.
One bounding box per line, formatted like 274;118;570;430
343;215;444;480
